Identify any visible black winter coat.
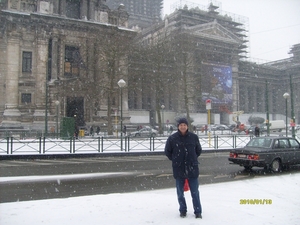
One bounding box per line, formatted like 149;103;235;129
164;130;202;179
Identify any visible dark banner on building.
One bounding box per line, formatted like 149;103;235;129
201;63;232;105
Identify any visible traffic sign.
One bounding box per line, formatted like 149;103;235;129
206;99;212;110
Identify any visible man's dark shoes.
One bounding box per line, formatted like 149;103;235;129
195;213;202;219
180;212;187;218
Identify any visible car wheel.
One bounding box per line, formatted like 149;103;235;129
135;133;140;137
270;159;281;172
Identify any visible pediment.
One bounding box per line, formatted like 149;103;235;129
185;20;242;44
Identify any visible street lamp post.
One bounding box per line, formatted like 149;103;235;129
118;79;126;151
265;80;270;136
55;101;60;139
45;79;48;137
290;74;295;138
283;92;290;137
161;105;165;135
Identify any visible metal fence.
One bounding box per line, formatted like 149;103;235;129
0;135;253;155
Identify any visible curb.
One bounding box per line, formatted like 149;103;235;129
0;149;231;160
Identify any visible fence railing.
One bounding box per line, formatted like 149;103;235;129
0;135;253;155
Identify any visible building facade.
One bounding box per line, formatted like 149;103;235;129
127;3;248;124
0;0;135;132
106;0;163;29
126;1;299;126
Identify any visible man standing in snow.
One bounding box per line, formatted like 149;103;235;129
164;117;202;219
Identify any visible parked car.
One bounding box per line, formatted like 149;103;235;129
247;124;267;134
228;136;300;172
211;124;230;131
289;125;300;131
193;124;206;131
128;127;158;137
228;124;237;131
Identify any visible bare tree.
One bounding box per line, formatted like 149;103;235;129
129;28;173;133
57;27;135;135
171;32;202;125
92;28;135;135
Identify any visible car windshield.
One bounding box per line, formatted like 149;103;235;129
246;138;272;148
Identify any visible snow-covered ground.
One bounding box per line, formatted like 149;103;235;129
1;173;299;225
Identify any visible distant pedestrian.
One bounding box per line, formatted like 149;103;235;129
254;125;260;137
74;125;79;139
169;125;173;134
96;126;100;135
90;126;94;136
123;125;127;135
164;117;202;219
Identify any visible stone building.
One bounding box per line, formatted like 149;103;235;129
106;0;163;29
0;0;136;132
127;2;249;124
126;2;299;126
238;45;300;123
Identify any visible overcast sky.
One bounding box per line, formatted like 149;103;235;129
163;0;300;62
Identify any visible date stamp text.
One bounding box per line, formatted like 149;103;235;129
240;199;272;205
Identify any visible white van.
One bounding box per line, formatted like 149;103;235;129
268;120;285;132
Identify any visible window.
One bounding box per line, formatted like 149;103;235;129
21;93;32;104
274;140;280;149
20;1;37;12
279;139;289;148
289;139;299;148
64;46;81;77
22;51;32;73
66;0;80;19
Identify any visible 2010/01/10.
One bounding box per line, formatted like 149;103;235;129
240;199;272;205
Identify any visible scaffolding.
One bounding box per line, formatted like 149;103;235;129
170;0;250;58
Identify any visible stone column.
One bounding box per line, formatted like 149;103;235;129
89;0;95;21
136;79;143;109
232;57;239;112
3;37;21;123
60;0;66;16
52;0;59;14
51;37;58;80
252;86;257;112
81;0;88;20
33;38;49;126
86;39;94;80
245;85;249;112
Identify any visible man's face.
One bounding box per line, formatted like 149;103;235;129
178;123;188;134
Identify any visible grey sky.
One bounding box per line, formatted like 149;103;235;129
163;0;300;62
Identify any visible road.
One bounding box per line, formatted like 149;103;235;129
1;152;299;203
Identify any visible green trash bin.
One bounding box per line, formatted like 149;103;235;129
60;117;75;139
